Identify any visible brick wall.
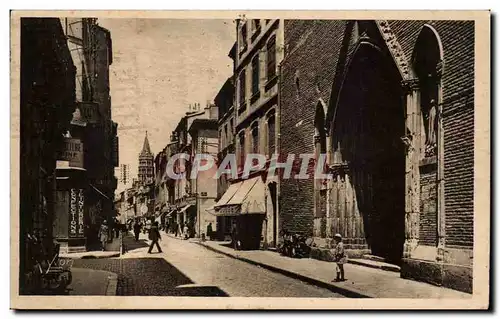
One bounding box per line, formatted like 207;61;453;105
390;20;475;249
280;20;346;234
419;167;438;246
281;20;474;249
443;94;474;248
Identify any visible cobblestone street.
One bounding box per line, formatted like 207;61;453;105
72;233;341;297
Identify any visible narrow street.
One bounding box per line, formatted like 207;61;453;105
72;232;342;297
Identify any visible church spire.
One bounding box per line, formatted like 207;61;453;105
140;131;152;156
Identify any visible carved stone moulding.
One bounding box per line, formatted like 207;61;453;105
327;162;350;179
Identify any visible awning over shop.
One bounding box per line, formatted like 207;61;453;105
209;176;266;217
178;204;192;214
166;210;175;217
155;211;166;223
213;182;242;209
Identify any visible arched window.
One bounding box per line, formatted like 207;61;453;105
314;102;327;155
412;24;443;158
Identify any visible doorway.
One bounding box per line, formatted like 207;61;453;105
333;42;406;264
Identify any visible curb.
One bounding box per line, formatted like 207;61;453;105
105;272;118;296
348;259;401;273
196;242;372;298
60;252;121;259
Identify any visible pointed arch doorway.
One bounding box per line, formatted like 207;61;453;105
330;41;406;264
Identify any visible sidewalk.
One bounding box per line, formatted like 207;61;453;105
197;240;472;299
60;237;121;259
68;267;117;295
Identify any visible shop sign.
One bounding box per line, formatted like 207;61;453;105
69;188;85;237
219;205;240;216
78;101;100;124
60;138;84;168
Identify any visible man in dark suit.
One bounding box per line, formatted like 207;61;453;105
148;221;163;254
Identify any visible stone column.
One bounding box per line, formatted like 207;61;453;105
436;61;446;261
402;78;421;258
325;132;333;237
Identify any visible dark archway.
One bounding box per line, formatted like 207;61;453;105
332;41;406;264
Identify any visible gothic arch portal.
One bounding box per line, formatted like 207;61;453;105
328;40;406;263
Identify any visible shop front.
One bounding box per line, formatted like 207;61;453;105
209;176;266;250
53;138;88;253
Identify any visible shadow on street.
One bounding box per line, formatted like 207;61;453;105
71;257;229;296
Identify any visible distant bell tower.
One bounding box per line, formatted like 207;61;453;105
138;131;154;185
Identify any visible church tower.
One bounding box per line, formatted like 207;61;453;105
138;131;154;185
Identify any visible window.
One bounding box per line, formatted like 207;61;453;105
238;70;246;112
240;22;248;53
267;113;276;155
251;122;259;154
252;19;261;33
224;124;228;146
267;36;276;81
251;19;261;41
295;76;301;98
238;132;246;169
251;55;260;96
229;118;234;136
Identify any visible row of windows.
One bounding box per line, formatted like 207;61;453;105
236;112;276;167
239;19;273;53
219;117;235;150
238;35;276;114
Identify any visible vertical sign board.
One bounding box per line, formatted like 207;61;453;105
69;188;85;238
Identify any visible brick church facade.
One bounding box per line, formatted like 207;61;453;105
279;20;474;293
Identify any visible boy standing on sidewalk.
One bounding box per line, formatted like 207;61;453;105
332;233;347;282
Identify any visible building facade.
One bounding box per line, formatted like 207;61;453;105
279;20;474;293
188;112;219;238
52;19;118;252
215;74;236;240
19;17;77;293
170;109;203;235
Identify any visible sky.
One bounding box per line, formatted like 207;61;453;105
98;19;235;193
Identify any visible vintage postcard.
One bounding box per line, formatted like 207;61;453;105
10;10;490;310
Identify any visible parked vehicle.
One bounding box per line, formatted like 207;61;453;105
278;231;312;259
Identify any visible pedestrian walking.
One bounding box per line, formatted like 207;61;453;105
148;221;163;254
133;219;141;242
331;233;347;282
231;220;239;250
183;222;189;240
98;220;109;251
206;222;213;241
173;221;178;237
114;220;120;238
